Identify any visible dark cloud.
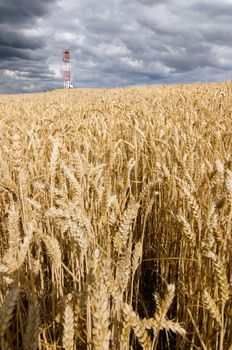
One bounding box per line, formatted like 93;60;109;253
0;28;45;51
0;0;56;24
190;1;232;17
0;0;59;93
1;0;232;93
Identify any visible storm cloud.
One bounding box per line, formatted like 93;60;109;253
0;0;56;24
1;0;232;93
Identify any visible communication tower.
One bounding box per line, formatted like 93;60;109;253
63;49;73;88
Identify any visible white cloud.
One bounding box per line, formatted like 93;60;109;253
2;70;27;80
55;32;79;44
49;64;62;79
22;84;35;91
93;42;129;57
121;57;144;68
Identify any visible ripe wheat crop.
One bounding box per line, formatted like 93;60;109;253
0;82;231;349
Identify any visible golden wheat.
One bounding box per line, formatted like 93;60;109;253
0;82;231;349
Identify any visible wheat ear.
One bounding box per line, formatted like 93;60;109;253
50;136;60;178
39;232;62;275
7;203;21;257
63;302;74;350
202;290;222;326
24;300;40;350
206;252;229;303
114;201;140;252
4;220;35;273
0;288;19;338
122;303;152;350
177;214;196;246
91;266;110;350
132;240;142;274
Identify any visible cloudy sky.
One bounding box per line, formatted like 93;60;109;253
0;0;232;93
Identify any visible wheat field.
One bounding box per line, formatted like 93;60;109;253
0;82;231;350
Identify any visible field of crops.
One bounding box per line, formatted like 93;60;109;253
0;82;231;350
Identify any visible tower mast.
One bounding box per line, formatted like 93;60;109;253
63;49;72;88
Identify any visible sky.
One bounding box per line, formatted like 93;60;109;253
0;0;232;93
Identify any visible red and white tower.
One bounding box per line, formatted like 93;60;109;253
63;49;72;88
